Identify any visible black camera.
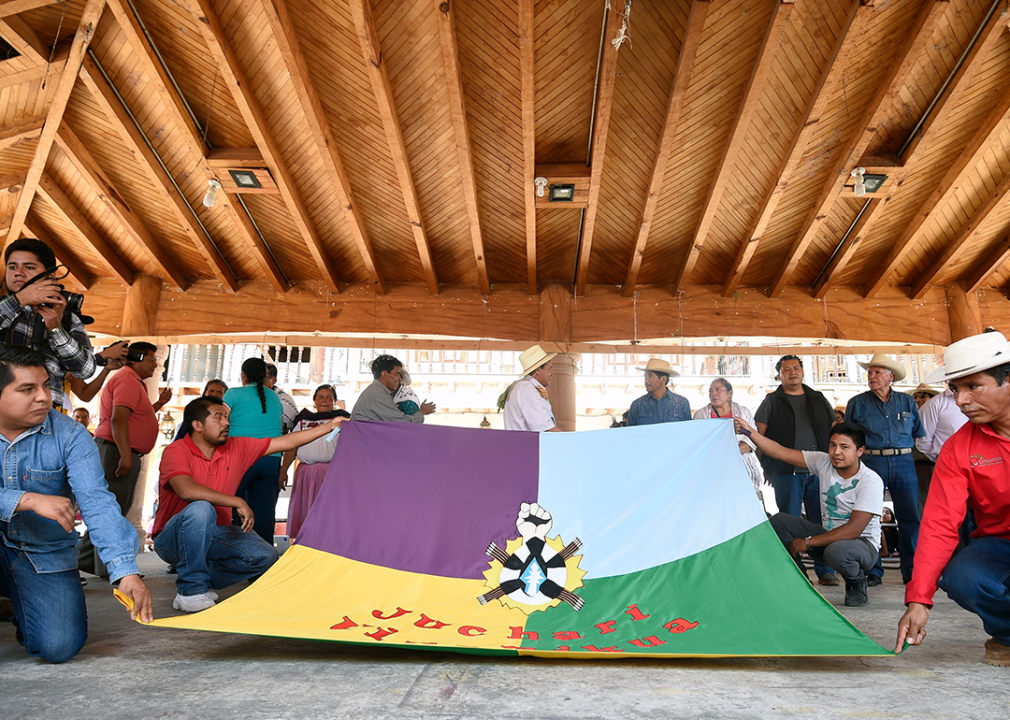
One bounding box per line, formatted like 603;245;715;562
22;265;87;319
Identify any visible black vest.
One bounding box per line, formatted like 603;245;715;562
758;384;834;475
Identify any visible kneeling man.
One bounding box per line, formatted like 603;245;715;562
153;396;345;612
737;419;883;607
0;345;151;663
897;331;1010;667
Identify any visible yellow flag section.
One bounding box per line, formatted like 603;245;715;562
148;545;527;653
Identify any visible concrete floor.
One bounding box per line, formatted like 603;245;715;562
3;551;1008;720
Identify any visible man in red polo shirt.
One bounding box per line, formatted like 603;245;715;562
79;342;170;574
153;396;345;613
897;330;1010;667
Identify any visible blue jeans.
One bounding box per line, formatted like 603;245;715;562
235;456;282;544
768;471;835;578
863;454;920;583
0;540;86;663
938;537;1010;645
153;501;279;597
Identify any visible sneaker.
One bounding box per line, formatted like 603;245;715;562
166;564;177;575
844;577;869;606
172;592;216;613
866;575;882;587
984;638;1010;667
818;574;840;586
208;590;219;602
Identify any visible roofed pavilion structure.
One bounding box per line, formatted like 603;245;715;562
3;0;1010;427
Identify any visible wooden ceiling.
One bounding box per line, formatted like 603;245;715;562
3;0;1010;346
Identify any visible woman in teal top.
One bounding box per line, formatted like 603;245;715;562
223;358;284;544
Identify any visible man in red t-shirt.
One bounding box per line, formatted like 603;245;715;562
897;331;1010;667
79;342;170;574
153;396;345;613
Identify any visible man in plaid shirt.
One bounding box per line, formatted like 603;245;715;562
1;239;95;412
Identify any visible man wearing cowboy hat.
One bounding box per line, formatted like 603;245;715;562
503;345;562;432
845;354;924;587
908;383;939;410
896;330;1010;667
626;358;691;426
914;383;969;518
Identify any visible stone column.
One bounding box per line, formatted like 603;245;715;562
945;281;983;342
548;352;580;432
539;281;578;431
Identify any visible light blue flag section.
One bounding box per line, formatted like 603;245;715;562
537;419;767;579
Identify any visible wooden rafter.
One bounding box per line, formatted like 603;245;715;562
866;26;1010;298
78;54;241;292
965;235;1010;292
37;173;134;285
186;0;339;293
809;2;951;299
672;0;789;293
519;0;535;292
723;2;870;297
574;0;625;296
0;63;59;90
0;14;47;64
255;0;386;294
23;214;92;290
3;0;105;247
350;0;439;294
0;113;44;151
437;0;490;295
768;0;951;298
0;171;27;190
0;0;62;18
102;2;278;293
54;124;187;290
623;0;709;297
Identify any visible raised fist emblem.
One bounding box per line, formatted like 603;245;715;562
516;502;552;540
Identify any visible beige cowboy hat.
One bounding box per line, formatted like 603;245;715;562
857;354;907;382
518;344;557;375
906;382;939;398
925;331;1010;383
636;358;680;378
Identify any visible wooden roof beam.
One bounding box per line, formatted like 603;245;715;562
350;0;438;295
186;0;339;293
723;0;869;297
3;0;106;247
574;0;626;296
254;0;386;295
54;124;187;291
22;214;92;290
0;14;48;64
78;54;241;292
0;0;64;18
437;0;490;295
519;0;535;293
37;173;134;285
0;63;60;90
866;19;1010;298
672;0;790;293
769;0;949;298
0;171;27;191
811;3;952;299
624;0;709;297
0;113;44;151
965;236;1010;293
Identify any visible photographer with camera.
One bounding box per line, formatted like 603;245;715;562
1;239;95;413
78;342;171;575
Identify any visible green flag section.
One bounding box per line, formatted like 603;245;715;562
521;522;893;657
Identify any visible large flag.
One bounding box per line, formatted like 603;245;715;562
146;420;893;658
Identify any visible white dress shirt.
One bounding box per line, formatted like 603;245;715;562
915;389;968;462
503;376;555;432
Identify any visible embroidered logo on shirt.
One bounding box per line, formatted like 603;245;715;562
969;453;1004;467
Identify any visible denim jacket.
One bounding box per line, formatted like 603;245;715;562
0;409;139;581
626;390;692;426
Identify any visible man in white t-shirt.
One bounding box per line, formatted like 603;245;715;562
736;419;884;607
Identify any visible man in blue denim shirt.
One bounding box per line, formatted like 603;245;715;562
0;345;151;662
626;359;691;426
845;354;925;586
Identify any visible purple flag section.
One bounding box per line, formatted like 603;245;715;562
295;421;540;579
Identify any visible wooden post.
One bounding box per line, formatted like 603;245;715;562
121;274;162;336
946;281;983;342
539;281;578;431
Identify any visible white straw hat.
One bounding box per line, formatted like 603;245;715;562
518;345;557;375
925;331;1010;383
857;354;907;382
906;382;939;398
636;358;680;378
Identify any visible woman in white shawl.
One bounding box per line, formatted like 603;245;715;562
692;378;764;492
